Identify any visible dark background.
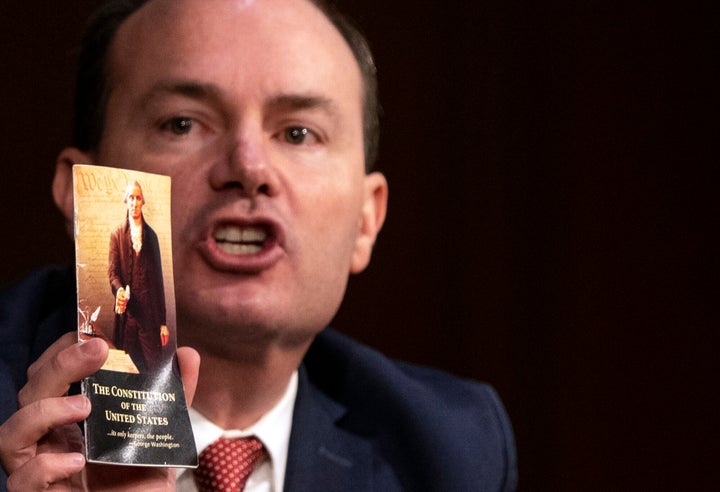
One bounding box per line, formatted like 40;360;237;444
1;1;717;489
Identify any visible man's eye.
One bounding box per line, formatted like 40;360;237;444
163;117;193;135
284;127;313;145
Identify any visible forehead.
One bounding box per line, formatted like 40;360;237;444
126;184;143;197
108;0;362;108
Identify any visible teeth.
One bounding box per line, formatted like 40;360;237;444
217;242;263;255
214;226;267;243
214;225;268;255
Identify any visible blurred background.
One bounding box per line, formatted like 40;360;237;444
1;1;716;489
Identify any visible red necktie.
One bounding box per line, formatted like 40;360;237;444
193;436;266;492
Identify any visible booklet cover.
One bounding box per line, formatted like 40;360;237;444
73;164;197;467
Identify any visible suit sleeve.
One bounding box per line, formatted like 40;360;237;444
147;227;166;326
108;228;124;295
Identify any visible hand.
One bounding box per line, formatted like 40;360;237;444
0;332;200;491
160;325;170;347
114;288;128;314
0;333;105;490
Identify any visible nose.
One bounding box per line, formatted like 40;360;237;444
208;129;278;197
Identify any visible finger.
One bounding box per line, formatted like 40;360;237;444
6;452;85;492
84;462;173;491
176;347;200;406
26;332;78;380
0;395;90;469
19;338;108;407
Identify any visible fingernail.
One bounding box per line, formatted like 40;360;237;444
79;338;102;356
67;394;88;411
69;453;86;466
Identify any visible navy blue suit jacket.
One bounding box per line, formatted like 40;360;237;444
0;268;517;491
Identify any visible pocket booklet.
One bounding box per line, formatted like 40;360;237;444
73;164;197;467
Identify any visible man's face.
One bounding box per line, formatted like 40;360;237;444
90;0;386;351
126;184;143;221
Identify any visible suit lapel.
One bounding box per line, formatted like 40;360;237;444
283;366;374;492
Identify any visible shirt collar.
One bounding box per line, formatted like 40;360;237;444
178;370;298;491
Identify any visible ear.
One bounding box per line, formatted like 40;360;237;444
52;147;95;232
350;172;388;274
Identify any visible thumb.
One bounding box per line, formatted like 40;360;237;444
176;347;200;406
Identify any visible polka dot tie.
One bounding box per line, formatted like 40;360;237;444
193;436;266;492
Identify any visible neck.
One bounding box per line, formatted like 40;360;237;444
189;335;311;430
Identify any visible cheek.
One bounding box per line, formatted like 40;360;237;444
306;188;363;260
170;189;202;243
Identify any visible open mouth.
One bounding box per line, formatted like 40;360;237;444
213;225;269;255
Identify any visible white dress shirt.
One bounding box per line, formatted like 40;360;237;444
176;371;298;492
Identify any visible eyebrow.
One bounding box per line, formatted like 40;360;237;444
140;80;223;106
140;80;338;117
141;80;338;121
264;94;338;116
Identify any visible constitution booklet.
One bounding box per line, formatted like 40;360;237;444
73;164;197;467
